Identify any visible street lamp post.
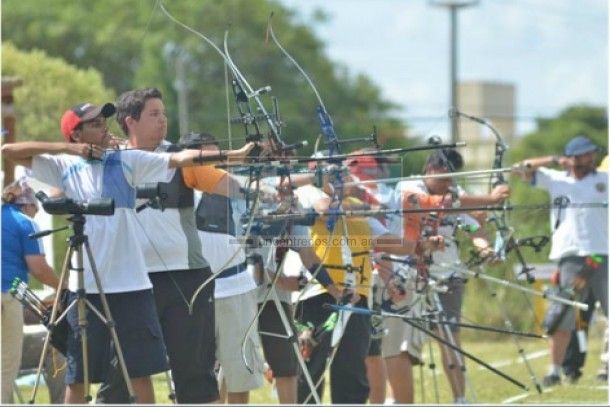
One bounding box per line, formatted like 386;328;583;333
163;42;191;138
430;0;479;143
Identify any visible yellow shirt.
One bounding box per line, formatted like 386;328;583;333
310;198;373;298
599;155;608;172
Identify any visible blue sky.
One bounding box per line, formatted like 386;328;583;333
278;0;608;139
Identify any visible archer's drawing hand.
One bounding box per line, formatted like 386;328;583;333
104;133;127;150
68;143;105;160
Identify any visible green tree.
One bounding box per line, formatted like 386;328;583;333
1;42;117;141
510;105;607;163
2;42;116;274
2;0;406;148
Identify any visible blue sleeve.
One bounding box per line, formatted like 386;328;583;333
19;218;44;256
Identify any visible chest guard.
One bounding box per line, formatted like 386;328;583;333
155;144;193;209
196;193;236;236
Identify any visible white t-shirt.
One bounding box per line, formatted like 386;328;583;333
294;184;329;210
193;192;256;299
136;143;208;273
32;150;172;293
534;168;608;260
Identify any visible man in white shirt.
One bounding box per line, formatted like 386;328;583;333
514;135;608;387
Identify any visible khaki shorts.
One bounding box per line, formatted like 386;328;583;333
2;294;23;404
381;304;426;364
215;290;265;392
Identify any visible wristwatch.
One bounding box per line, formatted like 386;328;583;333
551;155;561;165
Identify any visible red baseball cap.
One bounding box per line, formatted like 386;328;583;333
346;155;380;181
60;102;116;142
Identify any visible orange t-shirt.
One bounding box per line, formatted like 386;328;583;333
401;191;446;240
182;165;227;193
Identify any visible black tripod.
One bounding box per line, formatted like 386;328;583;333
29;214;135;403
243;248;322;404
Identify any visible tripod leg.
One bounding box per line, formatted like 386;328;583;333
426;328;440;404
269;287;321;404
431;290;475;403
83;241;137;403
73;245;92;402
164;369;176;404
481;277;542;393
418;359;425;404
29;244;73;404
254;252;320;404
300;317;335;405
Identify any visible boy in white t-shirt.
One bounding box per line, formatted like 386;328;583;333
1;101;254;404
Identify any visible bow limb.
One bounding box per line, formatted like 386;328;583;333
223;29;287;151
159;2;230;66
265;14;340;306
267;13;344;274
221;29;309;383
157;2;265;310
266;16;356;368
266;13;327;112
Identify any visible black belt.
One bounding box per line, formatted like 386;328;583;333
217;262;248;279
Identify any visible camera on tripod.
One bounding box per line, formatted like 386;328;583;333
35;191;114;216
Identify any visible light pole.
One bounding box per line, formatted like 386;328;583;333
430;0;479;143
163;42;191;137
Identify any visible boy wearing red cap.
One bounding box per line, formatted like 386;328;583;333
1;102;254;403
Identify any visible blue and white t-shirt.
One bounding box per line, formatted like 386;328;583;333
32;150;172;293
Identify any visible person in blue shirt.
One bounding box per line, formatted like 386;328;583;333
1;178;59;404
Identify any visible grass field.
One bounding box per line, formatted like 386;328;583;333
17;317;609;405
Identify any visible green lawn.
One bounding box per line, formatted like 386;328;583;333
17;318;609;404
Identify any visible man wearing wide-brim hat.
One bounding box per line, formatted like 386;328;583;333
513;135;608;387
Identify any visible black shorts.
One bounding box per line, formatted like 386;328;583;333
437;279;465;333
65;289;168;384
258;301;298;377
95;269;218;404
150;268;218;403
